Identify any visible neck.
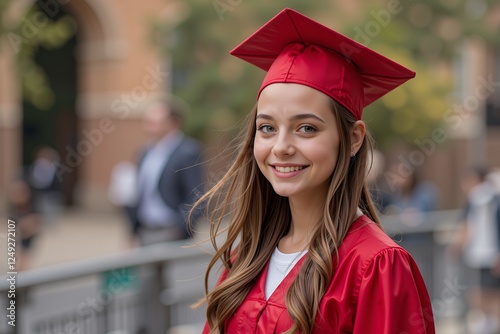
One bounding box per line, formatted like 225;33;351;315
279;191;365;254
279;195;325;253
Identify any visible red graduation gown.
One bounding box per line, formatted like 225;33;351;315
203;215;435;333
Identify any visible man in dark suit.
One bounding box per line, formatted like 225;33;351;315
132;96;205;245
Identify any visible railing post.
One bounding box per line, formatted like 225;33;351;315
154;262;169;334
102;295;109;333
138;263;170;334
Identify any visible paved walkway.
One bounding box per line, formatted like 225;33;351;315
28;208;131;269
2;208;464;333
0;208;130;273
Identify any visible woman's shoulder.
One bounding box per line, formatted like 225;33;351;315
338;215;409;266
331;215;423;299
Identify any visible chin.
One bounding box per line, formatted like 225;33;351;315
271;186;299;198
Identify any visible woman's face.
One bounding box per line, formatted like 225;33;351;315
254;83;341;202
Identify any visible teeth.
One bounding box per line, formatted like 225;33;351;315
275;166;303;173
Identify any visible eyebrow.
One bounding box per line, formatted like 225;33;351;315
256;113;325;123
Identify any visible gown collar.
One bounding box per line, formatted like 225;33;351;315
254;214;369;305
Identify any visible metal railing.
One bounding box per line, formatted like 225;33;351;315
0;240;212;334
0;210;468;334
383;209;468;320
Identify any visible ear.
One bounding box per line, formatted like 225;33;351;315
350;121;366;156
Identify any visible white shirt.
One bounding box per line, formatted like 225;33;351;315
137;131;183;228
108;161;138;206
30;158;57;189
265;247;308;300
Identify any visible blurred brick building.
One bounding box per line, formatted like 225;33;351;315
0;0;499;213
0;0;184;210
412;38;500;209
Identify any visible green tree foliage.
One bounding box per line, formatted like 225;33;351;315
381;0;499;62
363;52;452;149
155;1;331;139
160;1;498;148
0;0;13;37
349;0;499;147
1;1;77;109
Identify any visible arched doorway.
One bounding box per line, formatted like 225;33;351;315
17;0;129;207
3;0;170;211
21;1;78;205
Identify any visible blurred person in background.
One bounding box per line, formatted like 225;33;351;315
384;164;440;226
130;95;205;246
450;167;500;334
365;149;392;213
7;179;42;270
27;146;63;229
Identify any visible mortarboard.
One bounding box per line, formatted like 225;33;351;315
230;8;416;120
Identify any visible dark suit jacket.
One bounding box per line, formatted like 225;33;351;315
133;135;205;239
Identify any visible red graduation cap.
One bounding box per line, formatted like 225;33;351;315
230;8;415;120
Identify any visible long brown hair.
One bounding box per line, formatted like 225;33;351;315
192;98;381;334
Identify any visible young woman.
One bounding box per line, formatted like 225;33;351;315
195;8;435;334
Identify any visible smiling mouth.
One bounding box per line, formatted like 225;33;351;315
273;166;305;173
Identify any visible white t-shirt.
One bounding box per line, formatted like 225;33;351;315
265;247;308;300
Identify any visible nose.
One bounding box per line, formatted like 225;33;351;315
272;132;295;157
